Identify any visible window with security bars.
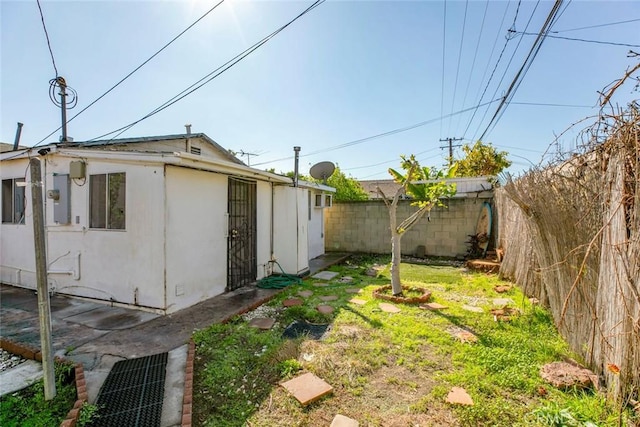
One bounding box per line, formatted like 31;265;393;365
90;173;126;229
1;178;26;224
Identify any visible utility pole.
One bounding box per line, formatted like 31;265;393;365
439;137;463;167
29;158;56;400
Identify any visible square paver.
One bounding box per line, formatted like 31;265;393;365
281;372;333;405
379;303;401;313
312;271;339;281
283;298;303;307
317;305;335;314
420;302;449;310
462;305;483;313
248;317;276;330
331;414;359;427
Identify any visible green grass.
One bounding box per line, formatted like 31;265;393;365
0;361;85;427
192;256;636;427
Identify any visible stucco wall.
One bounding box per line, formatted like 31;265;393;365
324;197;493;257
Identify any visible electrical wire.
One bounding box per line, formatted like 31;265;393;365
32;0;226;147
513;31;640;48
553;18;640;33
87;0;325;143
343;147;441;171
446;0;469;135
250;98;502;167
470;0;542;142
510;101;592;108
453;0;490;135
439;0;447;138
461;1;516;139
36;0;58;77
478;0;565;142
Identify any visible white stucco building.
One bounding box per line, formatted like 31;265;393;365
0;133;334;314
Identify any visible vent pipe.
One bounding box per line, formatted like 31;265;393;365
293;146;301;187
185;124;192;135
13;122;23;151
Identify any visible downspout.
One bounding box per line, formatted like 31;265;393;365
270;182;274;263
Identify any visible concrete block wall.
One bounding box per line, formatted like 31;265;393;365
324;197;493;257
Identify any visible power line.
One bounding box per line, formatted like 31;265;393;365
453;0;490;135
513;31;640;48
251;98;502;167
478;0;565;142
36;0;58;77
446;0;469;136
33;0;226;147
439;0;447;138
470;0;542;142
553;18;640;33
461;1;516;139
87;0;325;143
343;147;441;171
510;101;592;108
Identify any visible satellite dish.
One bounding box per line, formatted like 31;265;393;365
309;161;335;182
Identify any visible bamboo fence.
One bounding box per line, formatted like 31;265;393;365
496;103;639;404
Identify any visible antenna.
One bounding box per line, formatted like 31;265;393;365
309;161;336;183
239;150;260;167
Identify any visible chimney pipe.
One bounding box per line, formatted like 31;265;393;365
185;124;192;135
293;146;301;187
13;122;24;151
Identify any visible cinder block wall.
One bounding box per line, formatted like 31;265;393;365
324;197;493;257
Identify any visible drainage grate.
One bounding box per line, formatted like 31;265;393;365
90;352;168;427
282;320;330;340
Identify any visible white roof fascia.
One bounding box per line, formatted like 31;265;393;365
297;179;336;193
52;148;291;183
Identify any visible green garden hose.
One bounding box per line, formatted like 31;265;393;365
257;261;302;289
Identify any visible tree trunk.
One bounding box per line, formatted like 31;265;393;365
390;231;403;295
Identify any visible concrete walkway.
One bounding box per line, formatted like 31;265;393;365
0;252;349;426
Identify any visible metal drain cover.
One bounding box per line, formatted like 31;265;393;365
282;320;330;340
90;352;168;427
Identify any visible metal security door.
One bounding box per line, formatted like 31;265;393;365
227;177;257;291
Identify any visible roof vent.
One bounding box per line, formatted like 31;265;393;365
190;146;201;155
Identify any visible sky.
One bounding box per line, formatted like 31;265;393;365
1;0;639;179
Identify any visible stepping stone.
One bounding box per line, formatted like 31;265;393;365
446;387;473;405
331;414;359;427
337;276;354;284
462;305;483;313
493;285;512;293
283;298;303;307
364;268;377;277
298;290;313;298
312;271;339;280
317;305;335;314
281;372;333;405
456;331;478;343
379;303;401;313
312;282;329;288
349;298;366;305
248;317;276;330
420;302;449;311
345;288;362;294
493;298;514;306
319;295;338;302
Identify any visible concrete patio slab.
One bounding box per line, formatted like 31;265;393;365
63;305;159;330
0;360;43;396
